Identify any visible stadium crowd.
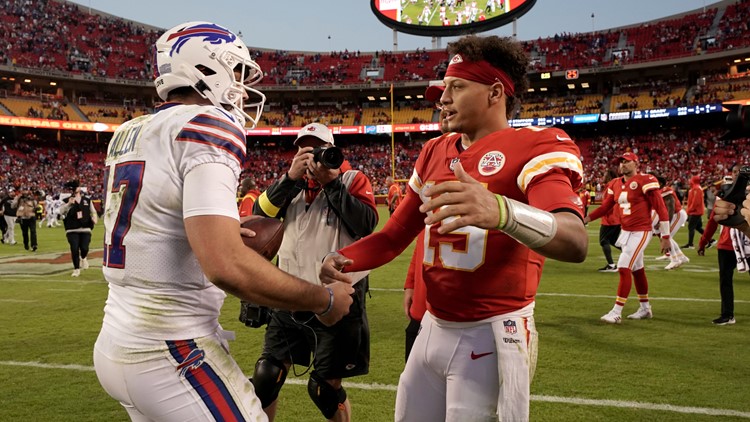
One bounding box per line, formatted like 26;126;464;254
2;0;749;84
2;126;748;207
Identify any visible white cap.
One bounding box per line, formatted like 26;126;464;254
294;123;334;146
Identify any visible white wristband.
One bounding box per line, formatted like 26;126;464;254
501;197;558;249
658;221;670;238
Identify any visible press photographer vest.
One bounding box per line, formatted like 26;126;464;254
276;170;369;286
63;196;93;230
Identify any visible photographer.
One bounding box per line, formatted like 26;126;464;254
59;184;97;277
13;188;38;251
250;123;378;421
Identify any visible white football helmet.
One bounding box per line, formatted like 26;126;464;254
154;21;265;128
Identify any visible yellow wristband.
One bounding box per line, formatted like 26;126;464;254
495;194;507;229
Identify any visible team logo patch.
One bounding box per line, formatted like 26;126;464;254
478;151;505;176
503;320;517;335
629;181;638;190
168;23;236;56
449;157;461;171
449;54;464;65
176;348;206;377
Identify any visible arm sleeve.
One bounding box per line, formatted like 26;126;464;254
588;193;615;221
699;209;718;249
404;243;419;290
253;173;305;218
339;189;426;272
525;170;584;219
647;188;669;222
323;171;378;238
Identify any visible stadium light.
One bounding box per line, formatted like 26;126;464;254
379;96;387;100
23;79;31;83
367;96;375;101
539;87;548;92
404;95;412;99
527;88;535;92
49;82;57;86
581;82;590;88
567;84;575;89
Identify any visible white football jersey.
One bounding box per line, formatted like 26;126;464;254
101;103;246;350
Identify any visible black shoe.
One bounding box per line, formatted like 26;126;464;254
681;244;694;249
597;264;617;272
706;239;716;249
712;316;736;325
24;245;29;251
32;246;37;252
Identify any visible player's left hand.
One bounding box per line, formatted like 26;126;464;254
659;237;671;255
419;162;500;234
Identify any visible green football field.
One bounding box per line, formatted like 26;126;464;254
1;206;749;421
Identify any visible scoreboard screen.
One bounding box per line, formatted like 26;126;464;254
371;0;536;37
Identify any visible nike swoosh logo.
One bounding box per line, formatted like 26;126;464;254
556;134;572;141
470;351;493;360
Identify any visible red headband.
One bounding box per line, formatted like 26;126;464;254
445;54;516;98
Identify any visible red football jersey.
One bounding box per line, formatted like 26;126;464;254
601;178;621;226
607;173;661;231
408;126;583;321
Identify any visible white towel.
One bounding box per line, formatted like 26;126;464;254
730;228;750;272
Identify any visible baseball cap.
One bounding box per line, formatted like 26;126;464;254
621;152;639;162
425;85;445;102
294;123;334;146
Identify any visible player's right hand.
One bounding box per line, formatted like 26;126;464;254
697;245;706;256
316;282;354;327
288;146;314;181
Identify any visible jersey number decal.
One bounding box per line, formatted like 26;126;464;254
419;182;488;271
617;191;632;215
103;161;146;268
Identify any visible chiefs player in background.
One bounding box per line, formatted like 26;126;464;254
586;152;671;324
386;176;403;215
322;35;588;421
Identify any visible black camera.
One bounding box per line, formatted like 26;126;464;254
312;146;344;169
717;165;750;227
239;301;272;328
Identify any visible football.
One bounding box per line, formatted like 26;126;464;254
240;217;285;260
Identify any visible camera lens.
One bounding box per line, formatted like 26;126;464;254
313;147;344;169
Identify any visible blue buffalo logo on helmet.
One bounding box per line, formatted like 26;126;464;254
167;23;236;56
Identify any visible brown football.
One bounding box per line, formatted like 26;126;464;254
240;217;284;260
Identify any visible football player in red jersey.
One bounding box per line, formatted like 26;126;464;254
597;170;622;272
586;152;671;324
321;35;588;421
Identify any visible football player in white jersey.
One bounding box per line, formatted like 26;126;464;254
93;22;354;422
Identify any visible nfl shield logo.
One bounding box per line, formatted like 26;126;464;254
503;320;517;335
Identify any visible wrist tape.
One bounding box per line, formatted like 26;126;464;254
658;221;670;238
497;195;557;249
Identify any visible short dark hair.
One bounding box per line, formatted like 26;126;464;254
447;35;529;116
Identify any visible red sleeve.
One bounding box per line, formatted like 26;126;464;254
238;197;255;217
339;189;425;271
349;171;378;215
404;244;418;289
525;170;583;218
699;209;718;250
647;188;669;221
588;193;615;221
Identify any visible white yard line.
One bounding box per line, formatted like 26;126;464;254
1;360;748;418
